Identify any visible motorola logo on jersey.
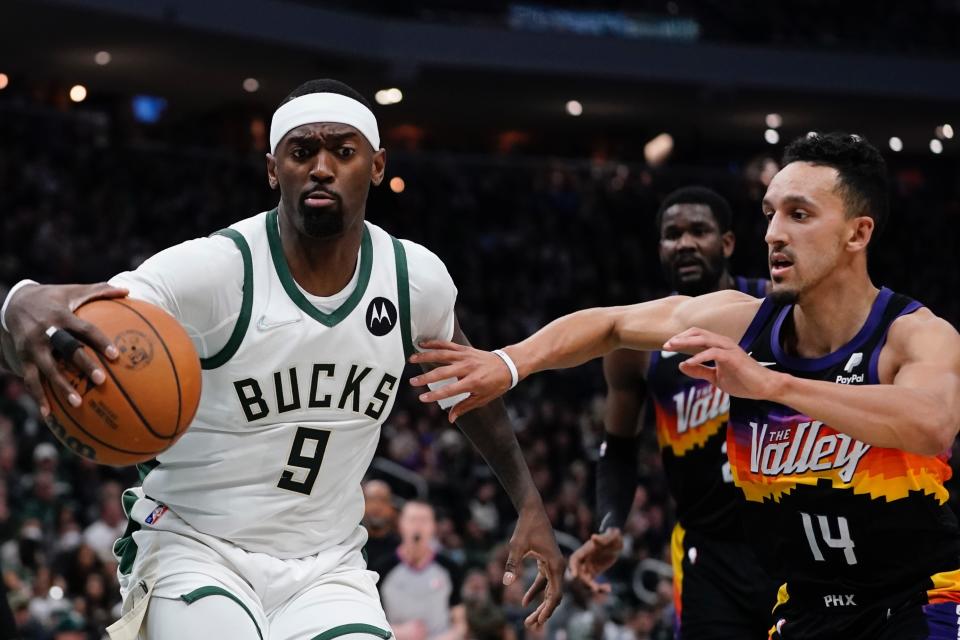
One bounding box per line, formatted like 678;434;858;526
366;297;398;336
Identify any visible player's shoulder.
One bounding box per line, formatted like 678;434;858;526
396;236;449;274
887;304;960;360
385;232;456;294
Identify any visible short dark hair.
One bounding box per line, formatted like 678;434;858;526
655;186;733;234
280;79;372;110
782;132;889;235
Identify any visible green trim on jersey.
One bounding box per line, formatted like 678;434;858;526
266;209;373;327
113;490;141;576
181;586;263;640
137;458;160;483
200;228;254;370
311;623;393;640
390;237;415;360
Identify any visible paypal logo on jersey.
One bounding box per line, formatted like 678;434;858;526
836;352;864;384
366;297;398;336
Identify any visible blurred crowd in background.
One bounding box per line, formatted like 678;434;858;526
1;91;959;640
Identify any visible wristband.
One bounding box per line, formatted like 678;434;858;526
492;349;519;390
1;279;38;332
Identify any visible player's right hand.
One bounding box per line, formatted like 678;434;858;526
3;282;127;417
568;528;624;593
408;340;513;422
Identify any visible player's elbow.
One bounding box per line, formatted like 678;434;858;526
909;411;959;456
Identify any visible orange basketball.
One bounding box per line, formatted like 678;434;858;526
41;298;202;466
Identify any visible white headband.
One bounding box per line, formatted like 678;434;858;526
270;92;380;154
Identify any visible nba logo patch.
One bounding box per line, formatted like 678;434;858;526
145;505;168;525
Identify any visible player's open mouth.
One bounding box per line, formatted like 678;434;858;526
770;253;794;277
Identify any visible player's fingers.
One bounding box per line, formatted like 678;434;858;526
663;333;712;353
21;363;50;418
34;349;81;408
679;361;718;384
416;339;465;352
502;548;520;586
64;315;119;360
521;572;547;606
408;347;465;366
417;377;471;403
533;577;563;625
66;282;128;312
408;362;468;387
568;548;586;578
69;346;106;386
682;347;722;367
448;396;484;423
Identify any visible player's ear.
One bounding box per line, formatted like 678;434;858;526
266;153;279;190
721;230;735;258
370;148;386;187
847;215;874;253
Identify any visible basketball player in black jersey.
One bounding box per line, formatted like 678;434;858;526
569;186;776;638
411;132;960;639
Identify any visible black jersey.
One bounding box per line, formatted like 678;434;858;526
646;276;766;538
730;287;960;607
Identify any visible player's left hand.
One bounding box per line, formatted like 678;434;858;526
409;341;513;422
505;503;565;628
664;327;785;400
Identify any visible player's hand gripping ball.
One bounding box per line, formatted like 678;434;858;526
41;299;201;466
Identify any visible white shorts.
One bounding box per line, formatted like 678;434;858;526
113;488;391;640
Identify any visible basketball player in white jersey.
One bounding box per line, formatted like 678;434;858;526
0;79;564;640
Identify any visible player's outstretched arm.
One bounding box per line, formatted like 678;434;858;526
410;289;758;421
0;282;127;416
434;319;565;629
668;310;960;455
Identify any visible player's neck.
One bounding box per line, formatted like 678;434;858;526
789;270;878;359
279;214;365;297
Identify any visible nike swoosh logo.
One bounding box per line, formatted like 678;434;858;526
257;315;302;331
660;350;679;358
748;352;777;367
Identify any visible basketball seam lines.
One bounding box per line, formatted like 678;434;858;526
108;298;188;436
91;349;175;441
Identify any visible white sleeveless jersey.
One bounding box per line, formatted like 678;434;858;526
115;210;444;558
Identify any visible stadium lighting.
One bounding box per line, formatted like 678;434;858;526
764;129;780;145
888;137;903;152
69;84;87;103
375;88;403;106
243;77;260;93
94;51;111;66
565;100;583;116
943;124;954;140
0;73;8;90
765;113;782;129
930;139;944;154
644;133;674;167
389;177;406;193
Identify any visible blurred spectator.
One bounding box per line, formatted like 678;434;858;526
373;501;465;640
82;481;125;564
465;600;514;640
363;480;400;566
